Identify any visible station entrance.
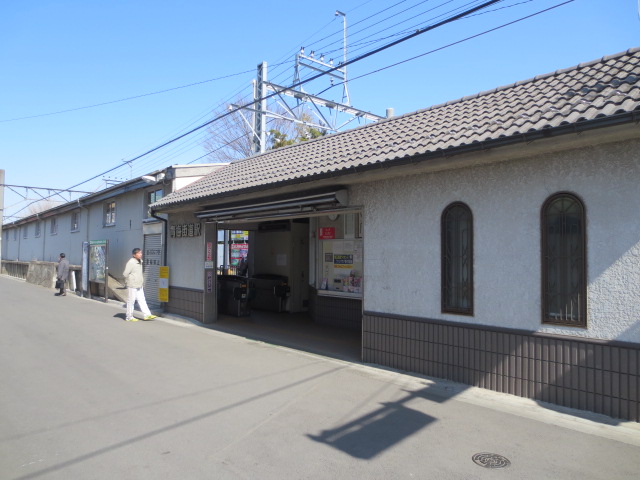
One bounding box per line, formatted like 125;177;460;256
210;212;362;362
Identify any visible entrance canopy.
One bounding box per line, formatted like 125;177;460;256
195;189;350;223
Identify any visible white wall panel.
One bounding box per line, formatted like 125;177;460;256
352;138;640;343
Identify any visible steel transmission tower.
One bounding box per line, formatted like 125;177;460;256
239;11;385;154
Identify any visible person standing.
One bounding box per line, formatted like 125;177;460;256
123;248;157;322
56;253;69;296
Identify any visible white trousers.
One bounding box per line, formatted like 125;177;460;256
127;287;152;320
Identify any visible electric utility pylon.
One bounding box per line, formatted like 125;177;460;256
234;11;386;154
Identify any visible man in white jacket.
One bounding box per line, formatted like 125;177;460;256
123;248;157;322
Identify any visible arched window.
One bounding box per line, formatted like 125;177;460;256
441;202;473;315
541;193;586;327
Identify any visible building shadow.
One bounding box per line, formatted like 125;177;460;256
202;310;362;363
307;384;450;459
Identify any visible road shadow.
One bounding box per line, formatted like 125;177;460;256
307;383;455;459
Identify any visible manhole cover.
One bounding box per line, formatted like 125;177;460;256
472;453;511;469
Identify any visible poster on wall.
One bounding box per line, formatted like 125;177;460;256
89;240;108;284
230;230;249;266
321;239;363;294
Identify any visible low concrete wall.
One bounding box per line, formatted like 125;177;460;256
26;261;57;288
12;261;81;291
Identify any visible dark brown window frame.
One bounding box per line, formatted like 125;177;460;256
441;201;474;315
104;201;116;226
541;192;587;328
146;188;164;218
71;211;80;232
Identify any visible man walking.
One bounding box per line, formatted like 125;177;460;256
123;248;157;322
56;253;69;296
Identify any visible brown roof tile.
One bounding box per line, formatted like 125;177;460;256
154;48;640;209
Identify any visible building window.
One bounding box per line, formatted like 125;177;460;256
541;193;586;327
441;202;473;315
71;211;79;232
104;201;116;226
35;221;41;237
146;188;163;217
50;217;58;235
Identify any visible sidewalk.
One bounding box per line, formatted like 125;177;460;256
1;275;639;479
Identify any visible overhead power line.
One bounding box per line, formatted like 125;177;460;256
1;184;93;194
117;0;505;166
6;0;559;221
317;1;574;95
0;66;274;123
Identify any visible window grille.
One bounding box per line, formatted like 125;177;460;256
441;202;473;315
541;193;586;327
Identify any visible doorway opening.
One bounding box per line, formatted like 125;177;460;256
213;216;362;362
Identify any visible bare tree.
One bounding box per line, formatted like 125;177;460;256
202;99;324;162
28;200;61;216
203;100;256;162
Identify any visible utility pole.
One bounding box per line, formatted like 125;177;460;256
253;62;268;154
335;10;350;106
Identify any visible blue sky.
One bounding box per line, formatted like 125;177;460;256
1;0;638;221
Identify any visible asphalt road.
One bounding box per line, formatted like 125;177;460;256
1;275;639;479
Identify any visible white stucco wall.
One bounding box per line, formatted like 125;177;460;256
353;138;640;343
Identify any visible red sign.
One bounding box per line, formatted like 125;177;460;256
206;242;213;261
318;227;336;239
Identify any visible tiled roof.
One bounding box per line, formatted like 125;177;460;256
154;48;640;209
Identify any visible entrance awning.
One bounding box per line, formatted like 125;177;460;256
195;190;349;222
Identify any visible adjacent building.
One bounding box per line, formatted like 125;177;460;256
2;164;227;304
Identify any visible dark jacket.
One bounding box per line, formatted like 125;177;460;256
57;258;69;281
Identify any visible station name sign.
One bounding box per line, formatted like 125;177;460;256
170;222;201;238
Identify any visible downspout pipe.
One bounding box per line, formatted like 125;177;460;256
77;199;89;244
151;210;169;311
77;199;90;297
36;213;44;261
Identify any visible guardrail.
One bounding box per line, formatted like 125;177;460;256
1;260;29;279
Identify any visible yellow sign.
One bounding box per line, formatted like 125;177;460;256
158;266;169;302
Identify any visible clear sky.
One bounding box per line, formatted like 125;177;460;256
1;0;638;222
